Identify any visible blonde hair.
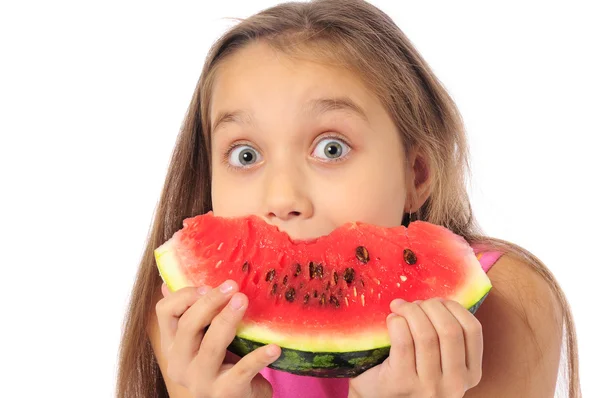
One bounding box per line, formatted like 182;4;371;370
116;1;580;396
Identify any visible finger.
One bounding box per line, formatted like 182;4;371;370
391;299;441;380
155;286;204;355
419;299;466;375
443;300;483;374
195;291;248;378
169;281;237;374
219;344;280;395
161;282;170;298
386;311;416;375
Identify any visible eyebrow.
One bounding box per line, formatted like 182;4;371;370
211;96;369;134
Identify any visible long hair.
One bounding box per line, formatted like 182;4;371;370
116;1;579;396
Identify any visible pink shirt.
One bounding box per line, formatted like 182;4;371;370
260;248;503;398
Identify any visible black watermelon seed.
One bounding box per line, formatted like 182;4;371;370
333;271;339;285
303;293;310;304
283;275;288;285
294;263;302;277
315;264;324;279
265;269;276;282
330;295;340;308
403;248;417;265
319;293;327;306
242;261;249;272
313;290;318;298
343;268;355;284
309;262;316;279
355;246;370;263
271;283;278;295
325;281;331;291
284;287;296;302
360;279;365;287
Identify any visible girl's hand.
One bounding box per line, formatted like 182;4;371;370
348;298;483;398
155;280;281;398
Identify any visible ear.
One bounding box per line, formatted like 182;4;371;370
404;149;432;213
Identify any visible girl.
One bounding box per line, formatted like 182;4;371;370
117;0;580;397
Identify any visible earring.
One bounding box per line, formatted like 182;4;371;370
401;206;418;227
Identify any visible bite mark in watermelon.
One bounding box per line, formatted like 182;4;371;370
155;212;492;377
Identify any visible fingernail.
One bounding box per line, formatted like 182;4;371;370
387;313;398;321
197;286;209;295
229;293;244;310
220;280;235;293
266;344;280;357
391;298;405;307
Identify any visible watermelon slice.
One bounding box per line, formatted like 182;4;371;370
155;212;492;377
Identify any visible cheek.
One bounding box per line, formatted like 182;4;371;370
315;161;406;228
210;169;260;218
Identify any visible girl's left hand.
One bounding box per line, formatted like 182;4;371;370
348;298;483;398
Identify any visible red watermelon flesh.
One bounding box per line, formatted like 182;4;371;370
155;212;492;377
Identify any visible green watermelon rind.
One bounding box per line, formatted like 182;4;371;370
228;337;390;378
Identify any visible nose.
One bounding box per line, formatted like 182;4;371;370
263;165;313;221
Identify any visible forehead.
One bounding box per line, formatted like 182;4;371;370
208;41;383;131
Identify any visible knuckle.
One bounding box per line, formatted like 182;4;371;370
177;286;198;303
231;361;254;381
465;319;483;337
393;334;413;355
155;298;167;317
444;300;463;313
200;291;216;306
203;288;225;307
446;384;465;398
446;377;467;398
418;331;439;347
213;309;236;329
185;287;201;302
199;335;221;359
396;302;418;319
468;367;483;387
440;324;463;341
421;298;439;309
177;312;198;333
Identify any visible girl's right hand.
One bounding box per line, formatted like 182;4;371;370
155;280;281;398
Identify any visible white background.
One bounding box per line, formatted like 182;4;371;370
1;1;598;397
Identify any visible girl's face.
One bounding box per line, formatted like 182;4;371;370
210;41;410;240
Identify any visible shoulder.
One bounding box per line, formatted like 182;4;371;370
485;252;563;328
465;252;564;397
